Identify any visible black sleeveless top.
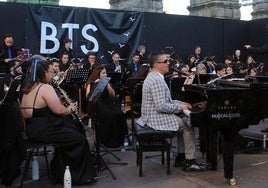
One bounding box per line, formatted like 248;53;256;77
21;84;52;118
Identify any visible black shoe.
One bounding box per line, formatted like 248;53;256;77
261;128;268;133
174;153;186;167
183;159;207;172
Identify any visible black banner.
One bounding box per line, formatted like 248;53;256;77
26;4;144;64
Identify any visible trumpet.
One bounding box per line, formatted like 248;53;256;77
51;79;88;130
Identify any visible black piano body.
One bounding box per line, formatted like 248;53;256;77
184;80;268;180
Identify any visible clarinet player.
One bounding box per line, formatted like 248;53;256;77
20;55;97;185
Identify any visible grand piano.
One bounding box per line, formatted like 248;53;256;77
184;76;268;185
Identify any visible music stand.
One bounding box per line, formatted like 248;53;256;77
87;77;127;180
106;72;122;95
121;77;145;146
66;69;90;86
65;69;91;116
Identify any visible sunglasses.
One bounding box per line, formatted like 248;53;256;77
157;59;170;64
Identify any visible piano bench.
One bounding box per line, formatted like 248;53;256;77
133;123;174;177
239;124;268;149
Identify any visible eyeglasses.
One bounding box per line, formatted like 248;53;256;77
157;59;169;64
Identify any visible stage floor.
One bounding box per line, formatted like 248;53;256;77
6;119;268;188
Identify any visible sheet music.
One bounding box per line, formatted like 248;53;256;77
87;77;111;103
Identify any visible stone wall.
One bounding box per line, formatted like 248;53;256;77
109;0;163;13
7;0;59;5
187;0;241;19
251;0;268;20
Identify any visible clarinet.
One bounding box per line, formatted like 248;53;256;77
51;80;88;130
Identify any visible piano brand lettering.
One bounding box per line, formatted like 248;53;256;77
217;106;237;110
211;113;240;120
40;21;99;54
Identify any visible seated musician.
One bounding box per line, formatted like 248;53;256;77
59;52;72;76
58;52;78;101
207;63;227;82
106;52;122;73
126;52;141;78
248;67;260;77
205;56;215;74
85;65;128;148
81;52;99;73
0;34;20;74
51;58;60;74
20;55;97;185
0;60;22;100
136;51;206;172
226;64;234;75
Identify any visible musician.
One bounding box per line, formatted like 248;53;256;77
226;65;234;75
136;44;147;64
224;55;233;66
85;65;128;148
196;63;207;74
0;60;22;100
248;67;260;77
59;52;72;74
126;52;141;78
186;54;197;72
82;52;98;72
136;51;206;172
57;38;74;60
208;63;227;81
20;56;97;185
58;52;77;100
0;34;19;74
239;55;257;76
51;58;60;74
193;46;202;63
244;24;268;75
205;56;215;74
233;49;242;64
106;52;122;73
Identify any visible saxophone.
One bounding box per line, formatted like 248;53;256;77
51;80;88;130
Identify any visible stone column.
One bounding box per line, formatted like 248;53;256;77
188;0;241;19
109;0;163;13
251;0;268;20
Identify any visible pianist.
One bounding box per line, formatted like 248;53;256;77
136;51;206;172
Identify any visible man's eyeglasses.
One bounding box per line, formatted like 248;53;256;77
157;59;170;64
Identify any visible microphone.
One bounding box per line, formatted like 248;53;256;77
169;66;189;76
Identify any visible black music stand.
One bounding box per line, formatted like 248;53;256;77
122;77;145;147
87;77;127;180
65;69;90;116
66;69;90;86
107;72;122;95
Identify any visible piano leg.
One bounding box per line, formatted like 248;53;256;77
221;128;239;185
207;128;218;170
199;127;207;156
